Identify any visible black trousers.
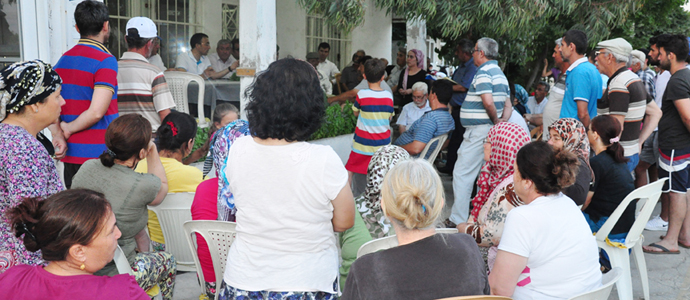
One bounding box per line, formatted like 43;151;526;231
445;105;465;171
63;162;82;189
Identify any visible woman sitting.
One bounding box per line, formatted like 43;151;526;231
219;58;354;299
584;115;635;240
71;114;176;299
0;60;65;273
201;103;240;177
136;111;204;251
342;159;489;299
547;118;594;206
0;189;149;299
456;122;530;252
490;141;601;299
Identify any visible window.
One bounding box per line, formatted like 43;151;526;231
0;0;21;68
222;4;238;40
306;15;351;70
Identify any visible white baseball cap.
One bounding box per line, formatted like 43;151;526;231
126;17;158;39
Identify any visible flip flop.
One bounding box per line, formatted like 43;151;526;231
658;236;690;249
643;243;680;254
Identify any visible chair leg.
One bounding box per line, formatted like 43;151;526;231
607;247;634;300
632;243;650;300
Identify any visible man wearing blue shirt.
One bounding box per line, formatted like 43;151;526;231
439;39;478;174
559;29;602;128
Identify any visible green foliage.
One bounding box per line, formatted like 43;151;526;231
610;0;690;49
190;125;210;163
310;103;358;140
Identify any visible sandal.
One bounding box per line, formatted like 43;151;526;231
643;243;680;254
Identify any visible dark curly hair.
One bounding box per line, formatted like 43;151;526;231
245;58;325;141
516;141;579;194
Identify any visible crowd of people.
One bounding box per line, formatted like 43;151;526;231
1;0;690;299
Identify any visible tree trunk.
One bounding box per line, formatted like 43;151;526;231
525;46;550;90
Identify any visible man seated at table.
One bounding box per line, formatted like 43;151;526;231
117;16;176;133
327;56;393;104
148;37;166;70
396;81;432;133
174;33;235;79
208;39;239;79
393;79;455;158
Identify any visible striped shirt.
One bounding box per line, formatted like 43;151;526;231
597;68;651;157
345;89;394;174
55;38;118;164
394;108;454;159
117;52;176;132
460;60;509;127
541;71;568;141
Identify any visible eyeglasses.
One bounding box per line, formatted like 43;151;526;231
471;48;481;54
595;50;610;56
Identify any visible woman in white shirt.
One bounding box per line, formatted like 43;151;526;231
219;58;355;300
489;141;601;299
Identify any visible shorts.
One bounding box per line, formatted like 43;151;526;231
639;131;659;164
658;146;690;193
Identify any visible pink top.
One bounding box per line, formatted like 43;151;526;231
191;178;219;282
0;265;149;300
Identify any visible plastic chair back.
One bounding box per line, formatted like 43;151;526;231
436;296;512;300
419;134;448;164
148;192;196;271
163;71;208;127
184;220;238;300
567;267;622;300
357;228;458;258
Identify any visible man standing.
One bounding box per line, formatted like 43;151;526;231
340;53;363;91
316;42;340;95
148;38;166;70
631;49;656;101
307;52;332;94
439;39;477;175
53;0;118;188
386;48;406;88
209;39;239;79
594;38;661;172
643;34;690;254
117;17;176;133
448;37;512;226
559;29;602;128
541;38;571;140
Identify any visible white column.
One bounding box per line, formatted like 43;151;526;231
406;17;427;59
350;0;392;60
238;0;276;120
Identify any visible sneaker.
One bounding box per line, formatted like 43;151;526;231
645;215;669;231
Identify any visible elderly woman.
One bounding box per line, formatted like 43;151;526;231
547;118;593;206
0;60;65;273
219;58;354;299
0;189;149;299
395;49;427;107
396;81;431;133
342;159;489;299
456;122;531;254
490;141;602;299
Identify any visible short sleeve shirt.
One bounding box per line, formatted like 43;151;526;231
394;108;455;159
317;59;340;81
460;60;509;127
450;57;478;107
560;58;602;121
175;52;212;75
208;52;236;79
526;96;548;114
659;68;690;149
396;101;431;127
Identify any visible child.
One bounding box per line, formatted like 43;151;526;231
181;103;239;176
345;58;394;196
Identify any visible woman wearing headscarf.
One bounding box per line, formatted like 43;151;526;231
0;60;65;273
456;122;531;252
546;118;593;206
396;49;427;107
511;83;530;116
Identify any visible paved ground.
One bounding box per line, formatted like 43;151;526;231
171;173;690;300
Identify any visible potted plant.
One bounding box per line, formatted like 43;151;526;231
308;103;358;165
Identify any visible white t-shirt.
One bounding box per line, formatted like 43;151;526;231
499;193;602;300
526;96;548;115
148;54;166;71
397;101;431;127
317;59;340;81
508;108;530;136
175;52;211;75
209;52;237;79
223;136;348;292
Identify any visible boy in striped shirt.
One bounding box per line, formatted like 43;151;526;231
345;59;394;196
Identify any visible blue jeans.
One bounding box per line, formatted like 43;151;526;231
626;153;639;173
582;212;628;241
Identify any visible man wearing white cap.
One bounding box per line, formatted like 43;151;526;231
117;16;176;132
594;37;661;172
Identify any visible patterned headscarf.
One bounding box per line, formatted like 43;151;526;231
362;145;410;214
402;49;425;90
548;118;594;179
0;60;62;121
214;119;251;221
470;122;531;220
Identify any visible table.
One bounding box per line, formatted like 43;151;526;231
187;80;241;117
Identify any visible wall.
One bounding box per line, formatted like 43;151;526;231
276;0;307;60
201;0;224;54
350;0;392;61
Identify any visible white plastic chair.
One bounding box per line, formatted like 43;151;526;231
419;134;448;164
594;178;667;300
163;71;208;128
147;192;196;272
114;245;162;299
567;267;623;300
357;228;458;258
183;220;238;300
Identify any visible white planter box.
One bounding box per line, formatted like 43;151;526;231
309;133;354;166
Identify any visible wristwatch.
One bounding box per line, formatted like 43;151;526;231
228;65;234;72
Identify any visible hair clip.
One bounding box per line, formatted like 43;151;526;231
609;137;620;144
21;223;37;242
167;121;178;136
105;149;116;158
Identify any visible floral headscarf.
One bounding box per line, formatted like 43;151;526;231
548;118;593;179
470;122;531;220
214;119;251;221
0;60;62;121
402;49;425;90
362;145;410;213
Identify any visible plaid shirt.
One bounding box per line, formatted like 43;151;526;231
637;68;656;100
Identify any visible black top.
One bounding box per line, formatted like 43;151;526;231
659;68;690;149
586;152;635;235
396;69;428;107
341;233;489;300
563;157;591;206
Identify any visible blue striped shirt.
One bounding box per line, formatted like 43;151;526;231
460;60;509;127
394;108;454;159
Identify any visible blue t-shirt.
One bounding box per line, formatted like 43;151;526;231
560;58;602;120
450;58;478;107
393;108;455;159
